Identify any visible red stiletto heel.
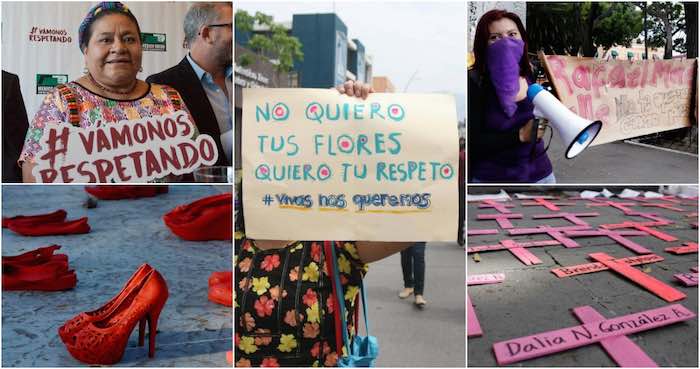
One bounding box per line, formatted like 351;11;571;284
59;265;169;365
138;316;146;346
208;270;232;306
8;217;90;236
1;245;61;264
2;245;76;291
58;264;153;343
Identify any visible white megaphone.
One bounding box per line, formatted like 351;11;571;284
527;83;602;159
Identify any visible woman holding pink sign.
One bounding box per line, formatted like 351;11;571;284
235;80;413;367
19;2;197;183
468;9;555;184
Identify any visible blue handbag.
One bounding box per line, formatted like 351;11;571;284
327;242;379;367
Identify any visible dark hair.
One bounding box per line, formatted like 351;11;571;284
472;9;532;79
80;9;142;53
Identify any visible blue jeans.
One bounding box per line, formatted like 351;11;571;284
401;242;426;295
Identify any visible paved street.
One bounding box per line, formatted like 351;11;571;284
467;190;698;367
2;185;232;367
364;242;466;367
549;138;698;183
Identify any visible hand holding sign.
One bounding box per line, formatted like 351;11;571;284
242;87;459;241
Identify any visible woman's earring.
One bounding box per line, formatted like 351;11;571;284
139;66;143;72
83;67;88;74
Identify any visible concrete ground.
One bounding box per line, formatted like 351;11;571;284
364;242;466;367
1;185;232;367
467;190;698;367
548;137;698;183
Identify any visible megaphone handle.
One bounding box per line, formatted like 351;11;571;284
529;119;540;160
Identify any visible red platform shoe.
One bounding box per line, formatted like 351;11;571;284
163;193;232;241
208;270;232;307
2;210;67;228
84;186;169;200
58;264;153;343
8;217;90;236
59;265;169;365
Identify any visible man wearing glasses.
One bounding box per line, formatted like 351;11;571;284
148;2;233;166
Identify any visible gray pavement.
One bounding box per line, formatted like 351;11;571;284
548;137;698;183
467;191;698;367
1;185;232;367
364;242;466;367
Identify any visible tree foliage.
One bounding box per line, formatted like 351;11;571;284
235;10;303;73
527;2;642;57
644;2;685;58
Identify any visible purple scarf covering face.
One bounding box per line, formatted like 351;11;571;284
486;37;525;118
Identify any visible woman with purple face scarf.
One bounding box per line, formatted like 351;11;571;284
468;9;555;184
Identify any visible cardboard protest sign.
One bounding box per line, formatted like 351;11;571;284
540;53;696;144
32;111;218;182
242;88;459;241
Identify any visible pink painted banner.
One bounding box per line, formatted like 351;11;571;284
468;273;505;285
540;54;694;145
493;304;695;365
571;306;658;367
674;272;699;287
551;254;664;278
467;294;482;337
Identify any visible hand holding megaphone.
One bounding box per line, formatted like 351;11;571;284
527;83;602;159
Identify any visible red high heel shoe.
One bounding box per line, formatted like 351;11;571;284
84;186;169;200
59;265;169;365
2;210;67;228
2;245;62;265
208;271;232;306
163;193;232;241
58;264;153;343
8;217;90;236
2;245;76;291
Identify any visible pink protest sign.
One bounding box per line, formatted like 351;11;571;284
521;198;574;211
589;252;686;302
540;54;694;145
532;212;599;227
600;221;678;242
467;273;506;285
674;272;699;287
468;239;561;265
551;254;664;278
467;229;499;236
571;306;658;367
478;200;513;214
493;304;695;365
476;213;523;230
665;242;699;254
564;228;651;254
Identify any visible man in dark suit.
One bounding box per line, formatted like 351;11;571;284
2;71;30;182
147;2;232;167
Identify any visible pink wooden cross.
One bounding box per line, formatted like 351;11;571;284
640;203;685;212
629;212;674;226
564;228;652;254
467;273;505;337
532;212;600;227
508;225;587;248
468;239;562;265
467;229;499;236
588;252;686;302
674;270;698;287
493;303;694;365
476;213;523;230
551;254;665;278
521;197;574;211
586;200;638;214
478;199;514;214
631;196;682;204
665;242;699;254
600;221;678;242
